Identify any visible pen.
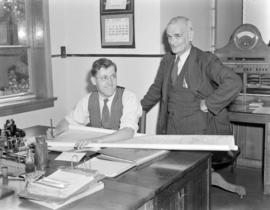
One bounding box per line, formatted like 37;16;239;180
37;177;68;189
50;118;54;137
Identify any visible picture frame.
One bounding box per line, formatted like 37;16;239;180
100;13;135;48
100;0;134;14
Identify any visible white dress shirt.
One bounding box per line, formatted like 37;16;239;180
177;47;191;75
65;89;142;132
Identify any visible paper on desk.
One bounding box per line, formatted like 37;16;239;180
55;152;86;162
46;125;114;150
29;181;104;210
252;106;270;114
77;157;136;178
46;125;145;151
82;135;238;151
26;169;94;199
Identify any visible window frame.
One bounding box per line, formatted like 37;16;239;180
0;0;56;117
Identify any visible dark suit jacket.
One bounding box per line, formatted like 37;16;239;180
141;46;242;134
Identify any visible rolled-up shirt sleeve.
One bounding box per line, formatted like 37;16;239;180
120;90;142;132
65;93;91;126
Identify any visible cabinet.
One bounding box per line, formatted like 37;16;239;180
153;158;209;210
135;152;210;210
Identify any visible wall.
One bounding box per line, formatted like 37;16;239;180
47;0;216;134
0;0;239;134
50;0;161;55
160;0;212;52
216;0;243;49
49;0;162;134
243;0;270;44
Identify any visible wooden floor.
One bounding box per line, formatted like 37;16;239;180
211;166;270;210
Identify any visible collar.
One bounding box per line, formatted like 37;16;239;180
98;92;115;102
177;47;191;63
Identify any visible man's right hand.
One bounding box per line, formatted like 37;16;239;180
74;138;98;150
54;119;70;136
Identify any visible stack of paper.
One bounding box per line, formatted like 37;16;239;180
19;168;104;209
77;157;136;178
98;148;169;166
29;182;104;210
76;149;168;178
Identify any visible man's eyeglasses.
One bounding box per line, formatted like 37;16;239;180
167;33;184;41
96;74;117;82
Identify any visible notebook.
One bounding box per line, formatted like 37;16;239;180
98;148;169;166
29;181;104;210
19;168;99;201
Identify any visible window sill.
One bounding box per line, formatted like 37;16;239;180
0;97;57;116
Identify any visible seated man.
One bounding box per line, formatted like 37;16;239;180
54;58;142;148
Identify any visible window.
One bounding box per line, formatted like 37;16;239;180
0;0;55;116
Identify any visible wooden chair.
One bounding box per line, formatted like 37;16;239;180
211;150;246;197
138;111;246;197
137;110;146;134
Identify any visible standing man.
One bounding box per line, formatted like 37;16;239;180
141;16;242;135
55;58;142;146
141;16;246;196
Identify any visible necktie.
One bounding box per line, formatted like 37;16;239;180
101;98;110;128
171;56;180;85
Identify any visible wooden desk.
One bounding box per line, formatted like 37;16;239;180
1;148;211;209
229;111;270;194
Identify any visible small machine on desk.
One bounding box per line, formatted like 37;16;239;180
0;121;47;191
0;120;27;199
0;120;27;175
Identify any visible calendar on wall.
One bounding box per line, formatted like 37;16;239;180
100;0;135;48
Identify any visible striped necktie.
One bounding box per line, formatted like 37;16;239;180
171;56;180;85
101;98;110;128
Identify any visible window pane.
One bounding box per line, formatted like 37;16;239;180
0;0;31;98
0;0;27;45
0;0;55;116
0;47;31;97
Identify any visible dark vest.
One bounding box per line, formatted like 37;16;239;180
167;56;231;135
167;57;208;134
88;87;124;129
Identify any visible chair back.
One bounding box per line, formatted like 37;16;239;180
138;111;146;133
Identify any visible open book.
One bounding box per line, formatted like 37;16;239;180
76;149;168;178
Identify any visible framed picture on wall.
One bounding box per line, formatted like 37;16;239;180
100;13;135;48
100;0;134;14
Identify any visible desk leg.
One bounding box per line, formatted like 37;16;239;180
264;123;270;194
